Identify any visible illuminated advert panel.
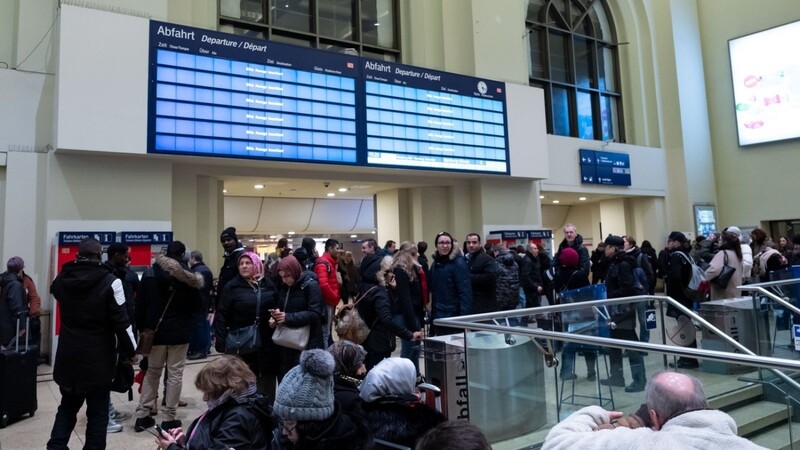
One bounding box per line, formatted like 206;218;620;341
148;21;360;164
362;60;509;173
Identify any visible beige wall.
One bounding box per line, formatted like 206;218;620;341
697;0;800;228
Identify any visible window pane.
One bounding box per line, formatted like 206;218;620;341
548;31;570;83
271;0;311;32
573;36;594;88
577;90;594;139
319;0;355;41
552;87;571;136
527;0;547;22
598;45;616;91
361;0;396;48
590;1;611;40
528;28;545;78
548;2;569;30
362;49;396;62
600;94;618;141
219;24;266;40
269;32;313;47
222;0;266;24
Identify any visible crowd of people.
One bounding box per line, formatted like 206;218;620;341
7;222;796;449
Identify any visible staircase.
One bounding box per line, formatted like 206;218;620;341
711;384;800;450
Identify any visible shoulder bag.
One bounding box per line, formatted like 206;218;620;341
710;251;736;289
225;284;262;355
272;287;311;350
136;289;175;356
333;286;378;344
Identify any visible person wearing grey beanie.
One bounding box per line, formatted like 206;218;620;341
271;349;373;450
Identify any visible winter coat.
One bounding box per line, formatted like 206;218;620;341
555;234;591;273
274;272;325;351
314;252;340;308
218;246;245;297
361;395;447;448
553;267;590;293
495;252;520;310
22;272;42;317
191;261;215;312
390;267;422;335
666;248;694;308
106;263;138;335
705;249;743;301
429;248;472;323
167;394;272;450
466;249;498;314
626;247;655;293
272;403;373;450
137;255;203;345
333;374;363;415
520;251;543;306
590;248;609;282
357;281;414;358
740;243;753;279
215;275;278;354
0;271;26;346
604;251;643;329
50;260;136;392
543;405;767;450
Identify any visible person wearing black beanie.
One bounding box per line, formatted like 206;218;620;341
218;227;244;301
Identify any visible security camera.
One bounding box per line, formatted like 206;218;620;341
323;181;330;188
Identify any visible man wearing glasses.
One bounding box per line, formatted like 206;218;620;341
428;231;472;336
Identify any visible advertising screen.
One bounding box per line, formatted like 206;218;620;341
579;149;631;186
147;20;510;173
729;20;800;146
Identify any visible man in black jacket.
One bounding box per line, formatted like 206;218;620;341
217;227;244;302
665;231;699;369
464;233;498;314
134;241;204;432
48;238;136;449
554;223;591;274
187;250;214;360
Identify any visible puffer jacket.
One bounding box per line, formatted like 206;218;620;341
495;253;520;310
167;394;272;450
137;255;203;345
271;403;373;450
361;395;447;448
51;259;136;392
429;248;472;321
0;271;26;345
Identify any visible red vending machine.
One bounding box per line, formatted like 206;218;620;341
486;230;554;258
50;231;117;364
120;231;173;270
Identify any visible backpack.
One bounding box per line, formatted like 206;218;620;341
676;251;706;301
633;253;649;294
752;248;778;278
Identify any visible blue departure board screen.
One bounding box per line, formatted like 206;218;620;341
147;20;510;173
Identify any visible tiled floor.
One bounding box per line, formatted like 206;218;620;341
1;356;218;450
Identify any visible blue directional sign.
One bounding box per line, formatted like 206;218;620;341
121;232;174;244
58;232;117;245
579;149;631;186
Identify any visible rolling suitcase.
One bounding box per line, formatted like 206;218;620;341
0;313;39;428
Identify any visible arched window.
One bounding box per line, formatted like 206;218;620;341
527;0;622;142
219;0;400;61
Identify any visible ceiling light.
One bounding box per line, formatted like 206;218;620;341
338;187;348;192
254;184;264;189
269;235;277;239
539;195;544;199
248;239;254;242
327;192;335;197
579;197;587;201
371;230;376;234
288;231;295;235
223;189;228;193
552;200;560;204
350;234;357;238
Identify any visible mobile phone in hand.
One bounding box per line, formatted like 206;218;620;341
145;426;162;438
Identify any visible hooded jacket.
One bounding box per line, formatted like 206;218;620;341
543;405;767;450
137;255;203;345
50;259;136;392
429;247;472;323
0;271;26;345
356;263;414;357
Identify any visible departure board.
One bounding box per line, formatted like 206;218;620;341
148;21;360;164
363;61;508;173
147;20;510;173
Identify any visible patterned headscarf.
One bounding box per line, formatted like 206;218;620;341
238;251;264;280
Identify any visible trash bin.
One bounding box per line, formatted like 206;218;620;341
423;331;547;443
699;297;769;374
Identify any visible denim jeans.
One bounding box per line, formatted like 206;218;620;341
400;338;421;375
187;312;211;355
48;386;110;450
559;343;598;377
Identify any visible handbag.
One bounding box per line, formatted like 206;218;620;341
271;288;311;350
225;285;262;356
334;286;378;344
111;356;134;394
710;251;736;289
136;290;175;356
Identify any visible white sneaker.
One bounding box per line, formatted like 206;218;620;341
107;419;123;433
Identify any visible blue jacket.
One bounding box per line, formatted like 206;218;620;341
429;249;472;321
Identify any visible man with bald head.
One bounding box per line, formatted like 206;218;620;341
543;371;767;449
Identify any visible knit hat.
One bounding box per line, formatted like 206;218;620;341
6;256;24;273
604;235;624;248
359;357;416;402
726;226;742;237
273;350;335;421
668;231;687;243
220;227;238;243
302;237;316;254
238;251;264;280
559;247;579;268
327;340;367;378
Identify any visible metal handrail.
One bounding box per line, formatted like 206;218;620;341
434;293;800;374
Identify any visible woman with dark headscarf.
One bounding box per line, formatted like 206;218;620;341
271;255;324;381
327;340;367;414
215;252;277;396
